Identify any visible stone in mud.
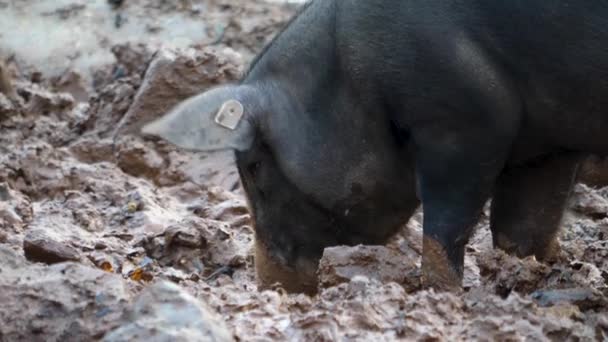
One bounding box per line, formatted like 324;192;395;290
102;281;234;342
570;184;608;217
0;60;16;100
140;219;210;271
113;46;242;137
23;229;80;264
164;221;210;249
0;246;130;341
51;70;89;103
21;85;75;115
531;288;608;311
462;289;595;340
0;203;23;230
140;216;246;276
318;245;419;291
111;43;154;80
79;78;139;137
0;92;16;119
477;250;551;295
68;136;115;164
115;135;165;181
0;183;33;235
196;195;251;228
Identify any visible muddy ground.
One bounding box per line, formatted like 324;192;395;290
0;1;607;341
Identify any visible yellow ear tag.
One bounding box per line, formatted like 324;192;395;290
214;99;244;130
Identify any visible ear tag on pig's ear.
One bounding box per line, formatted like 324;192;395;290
214;99;244;130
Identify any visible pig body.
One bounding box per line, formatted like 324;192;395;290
143;0;608;292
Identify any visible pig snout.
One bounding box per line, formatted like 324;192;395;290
254;238;318;295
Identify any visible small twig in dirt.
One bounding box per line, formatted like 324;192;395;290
205;265;234;281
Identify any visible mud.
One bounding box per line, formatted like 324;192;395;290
0;1;607;341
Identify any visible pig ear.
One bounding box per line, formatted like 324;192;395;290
141;88;257;152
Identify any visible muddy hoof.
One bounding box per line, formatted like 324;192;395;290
494;233;562;263
421;237;463;292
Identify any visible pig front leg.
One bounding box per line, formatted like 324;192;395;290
414;121;514;291
490;152;581;261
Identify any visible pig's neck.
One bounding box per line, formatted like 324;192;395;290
243;0;341;107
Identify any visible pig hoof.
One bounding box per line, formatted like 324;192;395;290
421;237;462;292
254;239;318;295
535;238;562;263
494;233;562;262
494;233;519;254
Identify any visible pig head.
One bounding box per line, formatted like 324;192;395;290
142;83;419;294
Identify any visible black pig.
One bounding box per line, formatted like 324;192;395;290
142;0;607;293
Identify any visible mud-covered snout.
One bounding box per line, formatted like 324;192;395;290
237;143;342;295
247;199;330;295
254;238;319;295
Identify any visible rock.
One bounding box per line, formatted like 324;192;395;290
115;135;165;180
23;229;80;264
139;217;240;276
531;288;608;311
199;196;250;228
22;85;75;115
110;43;154;79
0;203;23;230
0;92;16;119
79;77;139;137
0;245;130;341
0;183;32;236
318;245;419;291
155;148;240;190
68;136;115;164
51;70;89;103
477;250;550;296
570;184;608;218
113;46;242;138
0;60;16;100
164;221;209;249
103;281;234;342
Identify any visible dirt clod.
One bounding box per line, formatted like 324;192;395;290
23;229;81;264
0;61;16;100
319;245;420;292
531;287;608;311
0;92;17;119
103;281;234;342
0;245;130;341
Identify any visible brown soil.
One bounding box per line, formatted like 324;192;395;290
0;1;606;341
